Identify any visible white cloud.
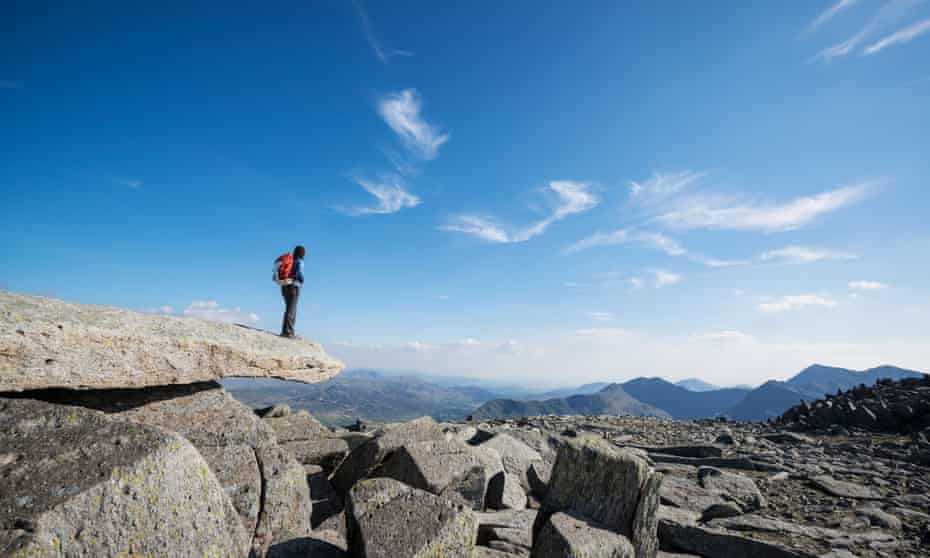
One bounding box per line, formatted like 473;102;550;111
812;0;923;61
344;175;420;216
806;0;859;33
849;280;888;290
864;18;930;54
183;301;260;324
629;171;706;205
758;294;838;313
444;181;598;243
760;245;858;264
565;229;685;256
352;0;413;64
628;277;646;291
586;311;614;322
563;281;591;288
654;270;682;288
691;330;756;343
325;332;930;389
694;256;748;268
378;89;448;160
657;182;873;232
435;295;450;300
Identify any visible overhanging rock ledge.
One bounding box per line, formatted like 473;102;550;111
0;290;344;391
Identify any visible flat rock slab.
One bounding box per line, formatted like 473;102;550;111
0;291;343;391
0;397;251;557
809;475;882;500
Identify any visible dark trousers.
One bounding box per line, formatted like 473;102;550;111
281;285;300;337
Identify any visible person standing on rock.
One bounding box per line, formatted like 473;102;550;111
274;245;306;338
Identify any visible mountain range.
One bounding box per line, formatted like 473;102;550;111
223;364;926;427
471;364;926;422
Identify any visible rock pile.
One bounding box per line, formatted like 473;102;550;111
470;414;930;558
775;375;930;434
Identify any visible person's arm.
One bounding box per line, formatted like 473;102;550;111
296;258;305;285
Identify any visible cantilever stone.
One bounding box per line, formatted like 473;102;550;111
0;291;344;391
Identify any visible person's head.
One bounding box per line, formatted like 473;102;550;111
293;245;306;259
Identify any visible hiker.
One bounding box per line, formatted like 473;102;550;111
274;245;305;338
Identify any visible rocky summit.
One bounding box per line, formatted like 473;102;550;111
2;292;929;558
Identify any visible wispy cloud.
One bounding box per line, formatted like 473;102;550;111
629;171;706;206
183;301;260;324
378;89;448;160
806;0;860;34
812;0;923;62
760;245;858;264
864;18;930;54
586;311;614;322
566;226;745;267
758;294;838;313
849;280;888;290
352;0;412;64
444;181;599;243
343;175;421;216
565;229;684;256
657;182;874;232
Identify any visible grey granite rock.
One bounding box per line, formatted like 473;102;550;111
697;466;765;512
532;511;635;558
346;477;477;558
331;416;446;495
0;290;343;391
541;435;653;538
252;445;314;557
0;397;251;557
374;438;505;510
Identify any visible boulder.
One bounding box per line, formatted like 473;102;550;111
9;382;274;537
0;397;251;557
479;433;544;489
265;410;330;442
331;416;446;495
532;511;635;558
346;477;477;558
537;435;660;557
0;290;343;391
306;464;344;529
373;438;505;509
697;467;765;512
252;445;314;557
526;461;552;499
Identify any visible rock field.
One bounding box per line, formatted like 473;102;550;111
1;292;928;557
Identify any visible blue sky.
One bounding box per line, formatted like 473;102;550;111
2;1;929;387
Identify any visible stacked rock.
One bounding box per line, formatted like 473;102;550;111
0;291;343;557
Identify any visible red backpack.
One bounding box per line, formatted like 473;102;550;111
273;253;294;285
